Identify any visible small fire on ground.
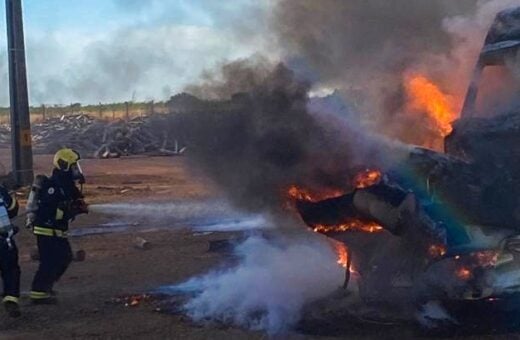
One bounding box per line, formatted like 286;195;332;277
111;294;153;307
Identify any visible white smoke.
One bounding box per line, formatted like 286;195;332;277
89;200;238;220
167;235;343;333
89;200;272;232
0;1;278;106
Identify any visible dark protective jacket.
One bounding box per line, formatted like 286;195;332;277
0;186;18;237
0;186;18;219
31;169;83;234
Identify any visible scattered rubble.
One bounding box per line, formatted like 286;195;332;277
134;237;151;250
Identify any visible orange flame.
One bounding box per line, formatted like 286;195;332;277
452;251;498;282
287;185;314;201
313;219;384;234
456;267;472;281
287;185;343;202
428;244;447;258
353;169;382;189
405;75;458;137
334;242;349;268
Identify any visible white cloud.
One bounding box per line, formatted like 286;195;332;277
0;1;278;106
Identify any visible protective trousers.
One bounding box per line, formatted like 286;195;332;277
0;238;20;304
31;235;72;299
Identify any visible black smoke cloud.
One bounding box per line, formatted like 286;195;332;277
273;0;478;76
271;0;477;105
177;0;518;214
177;59;399;214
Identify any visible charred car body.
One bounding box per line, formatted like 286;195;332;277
294;7;520;325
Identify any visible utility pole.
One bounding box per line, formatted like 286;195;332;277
6;0;33;186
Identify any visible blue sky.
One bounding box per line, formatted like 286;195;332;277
22;0;220;31
0;0;276;105
24;1;119;31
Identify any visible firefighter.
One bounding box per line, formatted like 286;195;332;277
0;186;20;317
26;148;88;304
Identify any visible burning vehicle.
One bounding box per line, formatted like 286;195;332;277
160;5;520;334
293;153;520;304
290;7;520;326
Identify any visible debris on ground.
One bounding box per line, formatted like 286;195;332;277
134;237;151;250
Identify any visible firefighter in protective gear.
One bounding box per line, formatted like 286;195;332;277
0;186;21;317
27;148;88;304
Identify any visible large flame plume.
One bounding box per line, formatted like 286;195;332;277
404;74;460;137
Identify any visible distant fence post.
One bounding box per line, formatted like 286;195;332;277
125;101;129;120
41;104;46;120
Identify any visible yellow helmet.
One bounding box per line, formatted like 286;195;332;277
53;148;81;171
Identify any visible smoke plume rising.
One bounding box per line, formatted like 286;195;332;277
180;60;405;216
271;0;520;146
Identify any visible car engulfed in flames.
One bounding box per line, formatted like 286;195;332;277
288;166;520;312
286;8;520;324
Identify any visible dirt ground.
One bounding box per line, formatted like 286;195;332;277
0;154;278;340
0;154;515;340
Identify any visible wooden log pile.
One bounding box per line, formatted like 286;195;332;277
2;113;187;158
